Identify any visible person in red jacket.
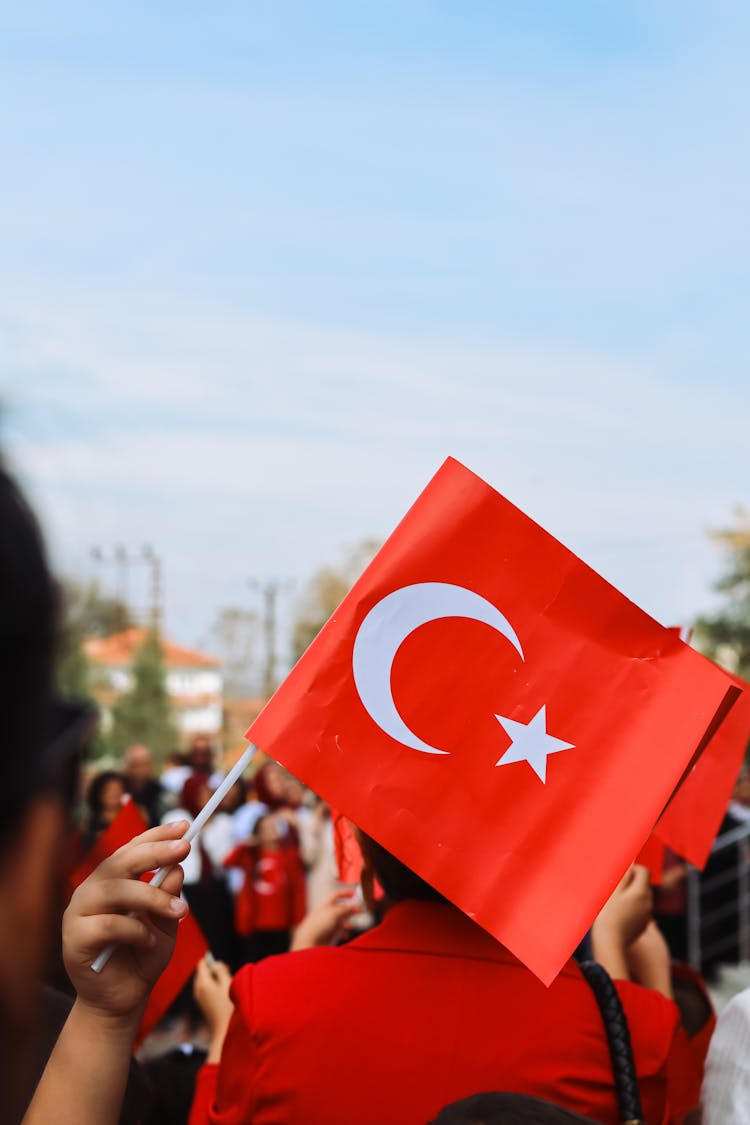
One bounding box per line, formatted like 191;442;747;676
224;813;307;962
190;832;694;1125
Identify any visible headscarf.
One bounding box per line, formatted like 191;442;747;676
181;772;214;818
253;762;297;810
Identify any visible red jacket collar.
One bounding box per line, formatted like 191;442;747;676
348;900;582;983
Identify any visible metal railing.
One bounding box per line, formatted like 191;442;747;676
687;818;750;970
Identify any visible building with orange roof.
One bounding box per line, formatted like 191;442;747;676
84;627;223;741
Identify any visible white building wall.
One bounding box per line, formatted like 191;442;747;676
108;668;133;692
166;669;223;696
95;663;223;740
179;703;223;735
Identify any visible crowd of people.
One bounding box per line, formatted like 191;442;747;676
5;453;750;1125
77;740;337;973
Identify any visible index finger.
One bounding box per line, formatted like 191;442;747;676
195;958;212;984
99;821;191;880
328;888;357;905
630;864;651;890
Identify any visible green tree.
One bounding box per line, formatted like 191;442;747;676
56;632;91;697
61;577;131;637
291;539;380;663
695;510;750;679
54;578;132;697
110;628;178;760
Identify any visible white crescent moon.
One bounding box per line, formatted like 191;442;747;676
352;582;524;756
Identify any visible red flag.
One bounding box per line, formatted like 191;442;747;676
70;797;147;888
70;798;208;1045
247;458;739;984
654;682;750;868
635;835;665;884
134;911;208;1047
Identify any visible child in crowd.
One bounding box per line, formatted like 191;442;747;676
224;812;307;962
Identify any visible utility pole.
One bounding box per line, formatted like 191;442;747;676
91;544;163;630
142;545;162;631
248;579;291;699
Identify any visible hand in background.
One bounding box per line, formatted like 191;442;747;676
63;821;190;1028
659;862;687;892
194;957;234;1063
291;889;360;951
591;865;653;982
593;864;653;948
625;920;674;1000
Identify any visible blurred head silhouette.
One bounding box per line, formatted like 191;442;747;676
0;457;80;1117
428;1092;602;1124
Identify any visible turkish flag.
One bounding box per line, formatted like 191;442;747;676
70;798;208;1046
247;458;739;984
654;680;750;868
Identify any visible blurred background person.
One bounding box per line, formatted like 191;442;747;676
203;779;246;869
161;749;192;802
202;779;247;969
187;736;215;779
252;762;295;829
163;774;234;966
122;744;164;828
702;978;750;1123
81;770;126;853
231;774;269;846
296;798;338;910
223;811;307;963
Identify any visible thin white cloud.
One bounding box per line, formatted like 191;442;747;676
3;281;742;647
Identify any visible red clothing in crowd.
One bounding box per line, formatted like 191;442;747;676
189;900;694;1125
224;844;306;936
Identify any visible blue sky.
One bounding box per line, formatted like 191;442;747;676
3;2;749;657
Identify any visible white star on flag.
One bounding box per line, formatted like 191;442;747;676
494;705;574;784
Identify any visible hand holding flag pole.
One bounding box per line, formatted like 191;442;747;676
90;743;258;974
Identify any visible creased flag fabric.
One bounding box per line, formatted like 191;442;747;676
247;457;739;984
654;681;750;869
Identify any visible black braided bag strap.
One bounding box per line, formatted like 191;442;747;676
579;960;644;1125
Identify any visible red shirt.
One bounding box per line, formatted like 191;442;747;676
190;900;690;1125
224;845;306;935
252;850;297;931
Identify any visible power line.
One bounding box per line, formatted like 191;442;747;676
90;544;163;630
247;578;292;698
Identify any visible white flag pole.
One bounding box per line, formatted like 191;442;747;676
91;743;258;974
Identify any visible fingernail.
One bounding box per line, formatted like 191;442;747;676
170;897;187;914
169;839;186;851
